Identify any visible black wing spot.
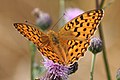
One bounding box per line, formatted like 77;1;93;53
68;47;71;51
84;43;88;47
74;42;78;46
70;52;73;56
70;22;74;26
53;59;56;63
80;15;83;20
87;23;90;26
81;48;87;53
74;27;78;32
83;28;87;31
86;34;89;39
92;16;95;19
85;19;88;22
56;56;59;59
76;57;79;60
79;45;81;47
71;57;76;61
80;23;83;27
92;24;94;27
68;41;72;45
96;10;99;13
67;24;71;29
80;41;82;44
58;61;61;64
52;54;55;57
33;36;36;40
48;56;52;60
76;32;80;37
83;34;85;36
72;45;75;49
90;29;92;32
77;53;81;56
75;19;79;25
93;13;96;15
75;49;78;52
81;53;84;56
94;27;97;30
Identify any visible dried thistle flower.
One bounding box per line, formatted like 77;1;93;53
89;37;103;54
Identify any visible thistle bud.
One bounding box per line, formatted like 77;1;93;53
89;37;103;54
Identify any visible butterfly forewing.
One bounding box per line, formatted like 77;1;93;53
14;23;46;46
14;23;65;65
59;9;104;64
59;9;104;39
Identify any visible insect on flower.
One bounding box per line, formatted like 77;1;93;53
14;9;104;80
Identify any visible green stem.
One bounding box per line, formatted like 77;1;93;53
95;0;111;80
30;42;36;80
98;24;111;80
100;0;105;8
59;0;65;27
90;54;96;80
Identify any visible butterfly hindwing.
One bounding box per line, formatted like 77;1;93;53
66;40;90;64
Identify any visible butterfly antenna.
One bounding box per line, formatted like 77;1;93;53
50;13;65;30
25;20;38;27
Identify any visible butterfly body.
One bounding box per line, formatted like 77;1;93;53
14;9;104;66
47;30;67;65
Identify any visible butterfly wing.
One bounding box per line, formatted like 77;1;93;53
59;9;104;64
14;23;48;47
14;23;64;64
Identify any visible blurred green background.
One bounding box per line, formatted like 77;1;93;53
0;0;120;80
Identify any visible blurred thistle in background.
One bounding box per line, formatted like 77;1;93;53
89;37;103;54
31;8;52;79
89;37;103;80
32;8;52;30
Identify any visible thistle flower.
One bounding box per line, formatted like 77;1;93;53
32;8;52;30
64;8;84;23
39;57;69;80
116;68;120;80
89;37;103;54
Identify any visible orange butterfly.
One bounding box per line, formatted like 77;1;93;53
14;9;104;66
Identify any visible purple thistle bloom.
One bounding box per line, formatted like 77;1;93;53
64;8;84;23
39;57;69;80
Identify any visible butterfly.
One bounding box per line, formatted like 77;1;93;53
14;9;104;66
